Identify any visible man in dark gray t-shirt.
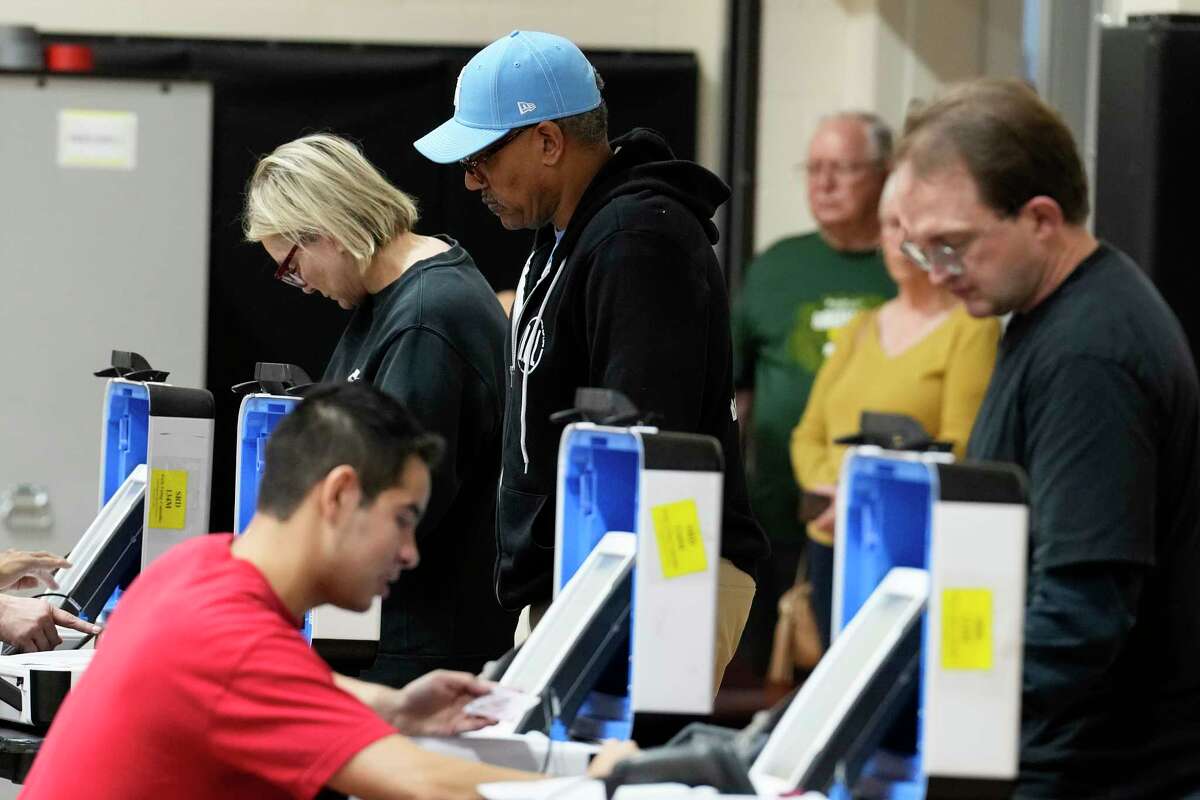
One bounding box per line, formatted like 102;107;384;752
895;79;1200;798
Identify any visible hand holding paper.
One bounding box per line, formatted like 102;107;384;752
463;685;542;724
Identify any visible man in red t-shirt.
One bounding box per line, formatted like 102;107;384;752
21;384;623;799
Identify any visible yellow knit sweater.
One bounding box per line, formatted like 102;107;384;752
789;305;1001;544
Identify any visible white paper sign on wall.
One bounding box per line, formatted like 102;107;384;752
57;109;138;170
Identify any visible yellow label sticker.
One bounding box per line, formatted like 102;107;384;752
149;469;188;530
941;588;993;670
651;499;708;579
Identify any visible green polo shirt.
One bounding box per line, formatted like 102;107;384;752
732;231;894;542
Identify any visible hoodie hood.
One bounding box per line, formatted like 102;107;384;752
538;127;731;252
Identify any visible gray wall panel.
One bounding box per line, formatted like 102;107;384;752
0;75;210;574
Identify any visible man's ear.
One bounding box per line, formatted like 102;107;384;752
1025;195;1066;240
537;121;567;167
316;465;362;526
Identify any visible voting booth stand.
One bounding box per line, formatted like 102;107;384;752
418;403;728;775
232;363;381;668
826;447;1028;799
97;358;215;577
548;421;723;741
0;352;214;782
596;445;1028;799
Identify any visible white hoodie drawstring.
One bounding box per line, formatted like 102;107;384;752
509;251;535;352
518;256;567;473
509;237;566;475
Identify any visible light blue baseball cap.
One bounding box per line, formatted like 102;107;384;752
414;30;602;164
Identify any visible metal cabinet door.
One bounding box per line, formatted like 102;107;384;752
0;75;211;560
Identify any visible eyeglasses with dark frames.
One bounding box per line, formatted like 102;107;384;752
273;242;307;288
459;127;530;181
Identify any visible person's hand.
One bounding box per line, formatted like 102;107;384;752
379;670;496;736
0;550;70;592
809;484;838;535
0;595;101;653
586;740;639;778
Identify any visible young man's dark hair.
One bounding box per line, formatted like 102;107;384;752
257;382;443;519
899;78;1089;224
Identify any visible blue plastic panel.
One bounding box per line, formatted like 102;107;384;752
838;452;937;798
101;382;150;505
99;382;151;621
841;455;935;627
556;427;644;739
558;428;640;587
234;394;308;639
235;395;301;534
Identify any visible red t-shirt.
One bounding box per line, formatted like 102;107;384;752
20;534;394;799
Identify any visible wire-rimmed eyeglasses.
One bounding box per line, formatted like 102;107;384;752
899;240;966;277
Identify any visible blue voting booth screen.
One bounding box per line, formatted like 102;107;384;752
838;452;937;793
558;428;640;587
101;382;150;505
556;427;642;739
235;395;308;639
98;382;152;620
840;455;934;627
235;396;301;534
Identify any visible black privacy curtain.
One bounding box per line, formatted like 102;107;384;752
58;33;699;530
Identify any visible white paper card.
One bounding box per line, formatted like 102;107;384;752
58;109;138;170
464;685;542;723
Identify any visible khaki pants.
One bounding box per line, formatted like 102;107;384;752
713;559;756;693
514;558;757;697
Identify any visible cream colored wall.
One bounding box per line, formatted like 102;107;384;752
1110;0;1200;17
4;0;1034;262
754;0;1025;254
1;0;730;171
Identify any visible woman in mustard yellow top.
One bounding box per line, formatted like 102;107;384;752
790;177;1000;648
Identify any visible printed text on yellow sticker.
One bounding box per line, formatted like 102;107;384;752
941;588;993;670
651;499;708;579
149;468;188;530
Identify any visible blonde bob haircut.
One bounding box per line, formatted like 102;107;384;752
243;133;419;273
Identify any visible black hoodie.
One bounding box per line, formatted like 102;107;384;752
496;127;770;610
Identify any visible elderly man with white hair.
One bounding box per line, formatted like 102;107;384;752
731;111;898;676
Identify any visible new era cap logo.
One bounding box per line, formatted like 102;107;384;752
453;67;465;109
517;101;537;115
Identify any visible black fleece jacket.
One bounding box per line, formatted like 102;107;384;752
496;127;770;610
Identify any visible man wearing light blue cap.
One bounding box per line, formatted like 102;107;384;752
415;31;769;690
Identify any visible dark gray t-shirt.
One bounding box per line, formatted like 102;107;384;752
968;242;1200;798
324;236;517;686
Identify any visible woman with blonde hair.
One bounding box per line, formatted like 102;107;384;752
244;133;517;686
790;173;1001;651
